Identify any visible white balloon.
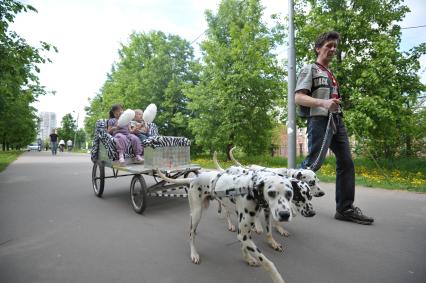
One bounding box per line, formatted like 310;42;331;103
117;109;135;127
143;103;157;123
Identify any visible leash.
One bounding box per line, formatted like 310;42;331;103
307;112;335;171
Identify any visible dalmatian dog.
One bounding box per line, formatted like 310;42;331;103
249;165;324;198
229;147;324;198
214;151;316;237
157;169;294;283
246;166;320;235
253;177;314;237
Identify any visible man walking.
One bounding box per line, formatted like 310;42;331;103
49;130;58;156
294;31;374;225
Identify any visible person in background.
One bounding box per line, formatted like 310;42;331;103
59;139;65;152
49;129;58;156
67;139;73;151
107;104;143;164
37;138;42;152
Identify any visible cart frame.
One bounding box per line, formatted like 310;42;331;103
91;142;200;214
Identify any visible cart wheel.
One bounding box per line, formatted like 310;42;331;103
130;174;147;214
92;161;105;197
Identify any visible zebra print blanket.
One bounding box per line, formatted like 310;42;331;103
91;119;191;162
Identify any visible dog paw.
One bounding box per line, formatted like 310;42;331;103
268;238;284;252
252;227;263;234
247;258;260;267
191;253;201;264
272;243;284;252
228;224;236;232
276;227;290;237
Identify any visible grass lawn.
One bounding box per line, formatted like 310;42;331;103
192;153;426;193
0;151;23;173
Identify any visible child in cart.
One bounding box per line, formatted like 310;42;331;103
129;109;151;142
107;104;143;164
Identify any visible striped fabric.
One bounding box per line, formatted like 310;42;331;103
142;135;191;148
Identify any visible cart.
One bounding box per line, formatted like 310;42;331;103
91;120;200;214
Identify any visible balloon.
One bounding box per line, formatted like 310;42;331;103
143;103;157;123
117;109;135;127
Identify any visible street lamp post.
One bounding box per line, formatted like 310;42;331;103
73;112;79;151
287;0;297;168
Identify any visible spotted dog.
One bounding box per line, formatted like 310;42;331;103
245;166;320;236
249;165;324;198
157;169;294;283
214;152;316;237
229;147;324;198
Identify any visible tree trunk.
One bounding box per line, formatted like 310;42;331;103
405;136;413;157
226;143;234;161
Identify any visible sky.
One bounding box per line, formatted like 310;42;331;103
11;0;426;127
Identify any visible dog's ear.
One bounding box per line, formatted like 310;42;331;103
256;180;265;191
290;179;299;191
291;179;303;202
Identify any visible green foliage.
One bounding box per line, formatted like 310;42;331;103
57;113;76;144
293;0;426;158
74;128;86;149
0;0;57;150
84;31;199;140
185;0;286;156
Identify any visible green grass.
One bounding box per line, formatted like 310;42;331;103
192;153;426;193
0;150;23;172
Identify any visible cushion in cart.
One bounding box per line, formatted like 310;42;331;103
142;136;191;148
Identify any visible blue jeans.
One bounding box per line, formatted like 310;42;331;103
300;114;355;212
135;132;150;142
51;142;58;155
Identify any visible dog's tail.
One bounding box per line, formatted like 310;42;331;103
229;146;243;167
157;169;194;185
213;151;225;172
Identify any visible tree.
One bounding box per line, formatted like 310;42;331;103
57;113;76;144
1;91;38;150
0;0;57;150
293;0;426;158
185;0;285;157
84;31;199;140
74;128;86;150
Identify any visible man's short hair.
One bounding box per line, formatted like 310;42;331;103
314;31;340;56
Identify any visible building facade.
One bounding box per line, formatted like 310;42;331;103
38;112;57;141
273;125;309;158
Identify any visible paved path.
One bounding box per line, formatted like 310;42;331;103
0;151;425;283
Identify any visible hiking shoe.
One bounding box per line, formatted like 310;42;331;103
335;206;374;225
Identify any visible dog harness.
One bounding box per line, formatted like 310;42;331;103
210;172;253;198
209;171;268;208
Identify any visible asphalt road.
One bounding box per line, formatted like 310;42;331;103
0;151;425;283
